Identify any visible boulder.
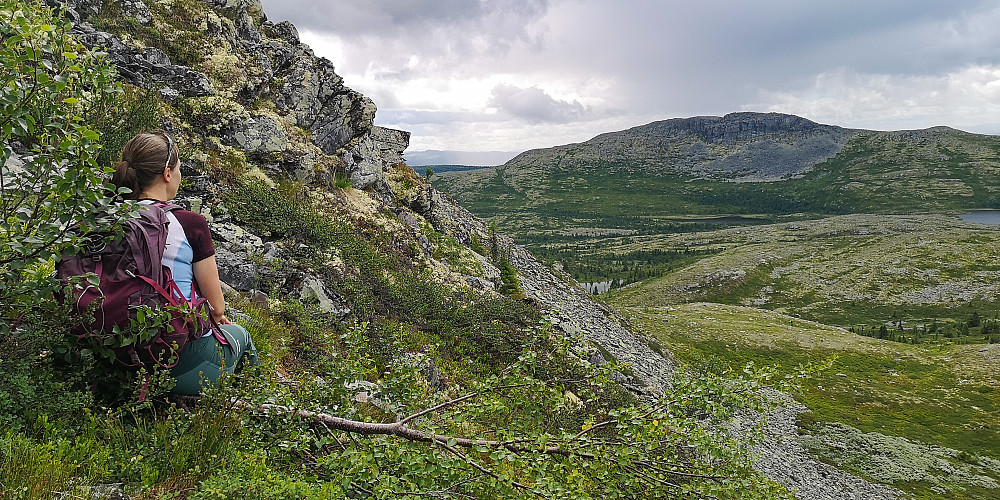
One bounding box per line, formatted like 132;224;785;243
210;222;265;254
296;275;351;318
463;275;496;291
228;115;288;154
214;248;259;292
341;127;409;203
121;0;153;24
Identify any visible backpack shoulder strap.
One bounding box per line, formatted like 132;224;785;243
154;201;184;214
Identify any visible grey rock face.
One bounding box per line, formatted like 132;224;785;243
342;126;409;200
71;24;214;97
120;0;153;24
214;248;260;292
228;115;288;154
204;0;263;11
44;0;103;20
273;45;376;154
265;20;299;45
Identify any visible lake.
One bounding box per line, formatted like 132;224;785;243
959;210;1000;225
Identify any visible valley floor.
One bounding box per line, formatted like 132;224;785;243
596;214;1000;500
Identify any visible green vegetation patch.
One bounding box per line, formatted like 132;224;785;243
609;214;1000;338
618;303;1000;499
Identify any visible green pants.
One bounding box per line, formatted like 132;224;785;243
170;323;259;395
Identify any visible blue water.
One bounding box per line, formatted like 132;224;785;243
959;210;1000;225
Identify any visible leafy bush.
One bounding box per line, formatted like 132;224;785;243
0;1;133;331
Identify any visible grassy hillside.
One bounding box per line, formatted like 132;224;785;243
437;125;1000;225
607;214;1000;335
600;213;1000;498
615;302;1000;500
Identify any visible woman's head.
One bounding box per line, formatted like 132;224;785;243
111;132;180;200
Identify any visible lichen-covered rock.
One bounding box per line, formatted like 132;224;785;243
204;0;263;13
341;126;409;195
273;45;376;154
121;0;153;24
264;20;299;45
214;248;260;292
228;114;288;154
44;0;103;21
463;275;496;291
296;275;352;319
210;221;265;254
71;24;214;97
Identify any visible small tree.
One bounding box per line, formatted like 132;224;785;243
969;311;981;328
424;166;434;180
0;0;131;334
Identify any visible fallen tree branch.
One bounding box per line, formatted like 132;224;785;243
247;401;594;458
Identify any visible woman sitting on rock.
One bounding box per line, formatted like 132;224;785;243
111;131;258;394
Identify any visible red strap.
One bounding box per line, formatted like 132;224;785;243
138;275;233;351
138;373;150;403
137;275;184;306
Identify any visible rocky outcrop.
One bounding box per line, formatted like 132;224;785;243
342;126;410;200
70;24;215;98
735;389;907;500
56;0;411;210
271;42;376;153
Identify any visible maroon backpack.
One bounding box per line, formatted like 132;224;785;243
58;203;216;369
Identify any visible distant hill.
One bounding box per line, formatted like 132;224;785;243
434;112;1000;226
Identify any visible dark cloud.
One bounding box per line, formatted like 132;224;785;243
488;84;590;124
258;0;1000;151
262;0;484;34
262;0;549;68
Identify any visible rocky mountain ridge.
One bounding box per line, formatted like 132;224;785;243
499;112;860;183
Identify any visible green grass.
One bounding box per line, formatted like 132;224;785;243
616;302;1000;499
607;214;1000;334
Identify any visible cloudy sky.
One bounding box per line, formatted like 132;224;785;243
258;0;1000;155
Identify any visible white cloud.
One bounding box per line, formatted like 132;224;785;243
750;65;1000;131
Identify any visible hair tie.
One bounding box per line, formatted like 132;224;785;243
122;158;133;166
